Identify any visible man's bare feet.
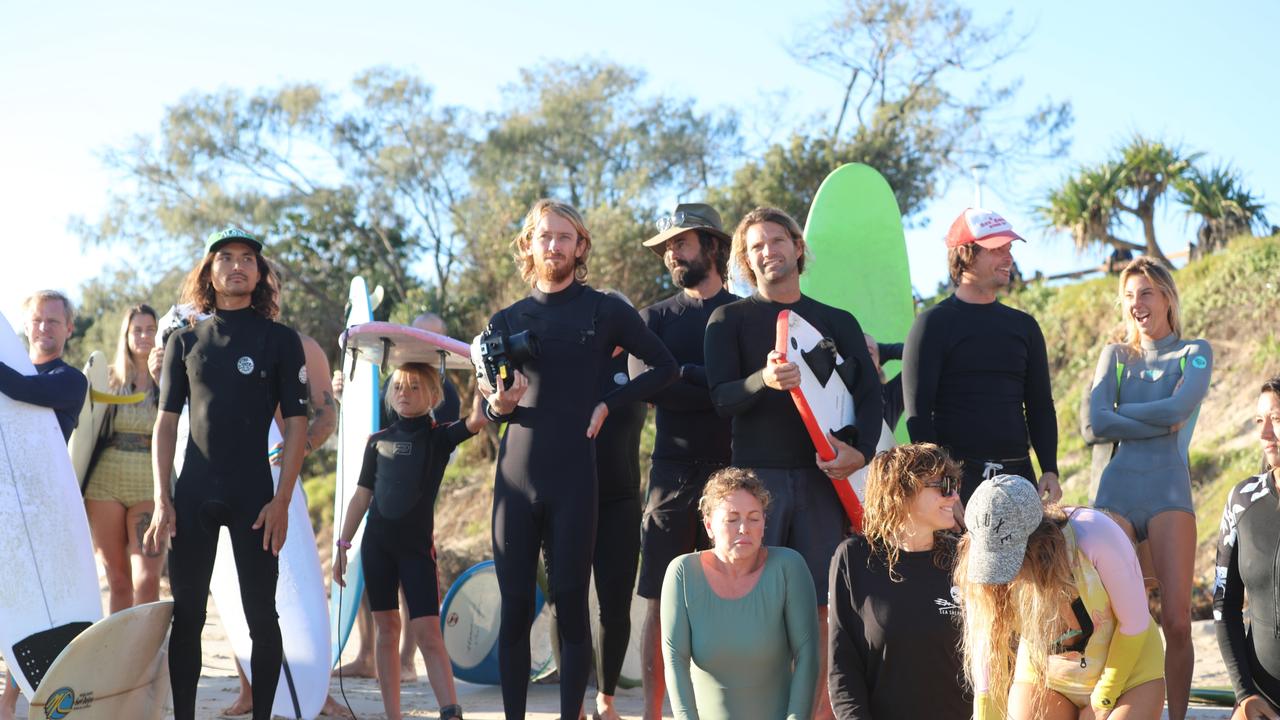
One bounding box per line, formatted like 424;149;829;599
320;694;355;718
334;658;377;678
399;662;417;684
219;692;253;717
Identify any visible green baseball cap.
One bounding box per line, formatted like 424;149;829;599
205;226;263;255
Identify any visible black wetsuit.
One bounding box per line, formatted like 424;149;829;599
357;414;474;617
902;294;1057;502
877;342;905;430
0;357;88;440
160;307;308;720
628;288;736;599
486;282;675;719
1214;471;1280;708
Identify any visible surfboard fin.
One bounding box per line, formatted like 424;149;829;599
13;621;92;692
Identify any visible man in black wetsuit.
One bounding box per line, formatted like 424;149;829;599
629;202;737;720
481;199;675;720
0;289;87;719
902;208;1061;507
144;227;309;720
704;206;881;720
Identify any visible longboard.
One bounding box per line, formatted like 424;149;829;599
340;321;472;371
30;600;173;720
801;163;914;443
440;561;554;685
775;309;865;530
0;311;102;698
330;277;380;668
210;421;329;720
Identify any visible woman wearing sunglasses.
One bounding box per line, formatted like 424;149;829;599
828;443;970;719
957;475;1164;720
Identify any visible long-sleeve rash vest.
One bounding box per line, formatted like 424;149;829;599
704;293;881;467
903;294;1058;472
629;288;738;464
0;357;87;440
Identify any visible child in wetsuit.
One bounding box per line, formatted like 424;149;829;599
333;362;488;720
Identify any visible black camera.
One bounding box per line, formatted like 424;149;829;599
470;326;540;390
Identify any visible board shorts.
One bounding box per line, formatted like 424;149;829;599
957;454;1037;505
361;530;440;619
752;466;848;605
637;460;720;599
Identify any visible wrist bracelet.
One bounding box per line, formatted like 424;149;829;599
336;539;352;549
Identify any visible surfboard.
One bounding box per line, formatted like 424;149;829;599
210;421;329;720
330;276;380;668
775;308;865;529
340;321;472;372
0;311;102;698
1188;686;1235;706
440;561;554;685
801;163;914;443
30;600;173;720
67;351;109;489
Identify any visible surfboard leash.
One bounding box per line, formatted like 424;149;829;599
334;577;360;720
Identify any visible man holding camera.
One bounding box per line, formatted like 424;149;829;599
479;199;675;720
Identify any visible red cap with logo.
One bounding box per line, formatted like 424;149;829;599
945;208;1025;249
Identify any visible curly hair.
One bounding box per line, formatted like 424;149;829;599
861;443;962;581
730;207;807;287
178;248;280;320
698;466;772;519
1118;256;1182;352
511;199;592;286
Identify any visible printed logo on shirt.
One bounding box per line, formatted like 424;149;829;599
299;366;309;384
394;442;412;456
934;586;962;616
237;356;255;375
1192;355;1208;369
613;372;628;386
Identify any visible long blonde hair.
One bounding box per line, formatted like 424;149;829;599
862;443;961;580
954;505;1075;717
1119;257;1182;352
108;304;158;393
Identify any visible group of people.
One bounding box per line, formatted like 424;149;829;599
0;193;1274;720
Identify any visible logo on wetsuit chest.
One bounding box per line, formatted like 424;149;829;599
237;356;255;375
393;442;412;456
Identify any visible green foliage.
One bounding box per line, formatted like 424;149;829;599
1176;164;1271;257
304;471;335;532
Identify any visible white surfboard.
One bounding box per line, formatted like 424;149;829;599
440;561;555;685
0;311;102;698
31;600;173;720
210;422;329;720
67;351;109;489
847;419;898;502
330;276;379;668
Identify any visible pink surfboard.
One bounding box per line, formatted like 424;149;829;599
775;309;865;531
340;321;472;371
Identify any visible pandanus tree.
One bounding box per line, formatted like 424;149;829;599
1176;164;1270;258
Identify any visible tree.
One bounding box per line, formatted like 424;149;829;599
1176;164;1270;258
717;0;1072;225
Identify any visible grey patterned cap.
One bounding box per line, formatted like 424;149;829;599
964;474;1044;584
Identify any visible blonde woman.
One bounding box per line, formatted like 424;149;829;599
828;443;969;719
1088;256;1211;719
84;304;165;612
957;475;1164;720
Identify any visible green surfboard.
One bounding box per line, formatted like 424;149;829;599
800;163;913;440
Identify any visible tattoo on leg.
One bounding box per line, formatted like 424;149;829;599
137;512;163;557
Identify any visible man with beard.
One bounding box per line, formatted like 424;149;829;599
629;203;738;720
482;199;675;720
144;227;309;720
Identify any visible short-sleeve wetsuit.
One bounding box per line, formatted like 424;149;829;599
357;414;475;617
1214;471;1280;708
1088;334;1212;539
486;282;675;719
159;307;308;720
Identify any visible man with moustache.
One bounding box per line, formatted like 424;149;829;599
481;199;675;720
902;208;1061;506
629;203;738;720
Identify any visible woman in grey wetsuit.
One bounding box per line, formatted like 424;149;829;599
1087;257;1212;720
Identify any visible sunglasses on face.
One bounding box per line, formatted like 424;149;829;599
923;476;960;497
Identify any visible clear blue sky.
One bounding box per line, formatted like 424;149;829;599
2;0;1277;331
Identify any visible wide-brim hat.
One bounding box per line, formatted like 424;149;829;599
205;226;263;255
642;203;732;255
963;474;1045;585
945;208;1025;250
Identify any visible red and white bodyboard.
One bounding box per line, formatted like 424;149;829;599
775;309;866;531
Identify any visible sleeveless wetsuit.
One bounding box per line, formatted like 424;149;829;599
357;414;474;617
159;307;308;720
1088;335;1212;539
486;282;675;719
1214;472;1280;707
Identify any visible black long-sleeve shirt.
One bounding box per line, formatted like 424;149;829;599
828;534;971;720
628;288;737;464
902;294;1058;473
704;293;881;467
0;357;88;441
1214;471;1280;706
